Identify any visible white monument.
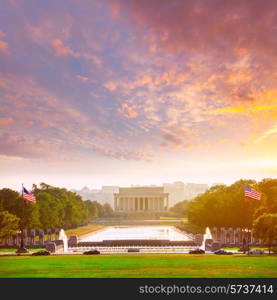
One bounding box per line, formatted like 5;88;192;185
114;187;169;213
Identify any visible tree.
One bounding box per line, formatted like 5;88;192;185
187;179;263;229
22;201;41;229
92;201;105;218
170;200;190;216
84;200;99;219
257;178;277;215
253;213;277;254
102;203;113;217
32;184;90;229
0;211;20;243
0;184;92;231
0;188;22;218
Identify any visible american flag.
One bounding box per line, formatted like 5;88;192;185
22;186;36;203
244;186;261;200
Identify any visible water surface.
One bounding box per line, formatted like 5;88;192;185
80;225;192;241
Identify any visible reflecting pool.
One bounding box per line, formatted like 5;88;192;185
80;226;192;241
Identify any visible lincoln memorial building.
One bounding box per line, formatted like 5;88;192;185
114;187;169;213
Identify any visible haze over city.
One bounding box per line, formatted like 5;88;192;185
0;0;276;191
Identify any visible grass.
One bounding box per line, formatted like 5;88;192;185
223;247;269;251
65;225;105;237
0;248;44;253
223;247;240;251
0;254;276;278
251;247;269;250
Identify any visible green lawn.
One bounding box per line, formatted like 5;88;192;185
223;247;269;251
0;248;44;252
0;254;276;278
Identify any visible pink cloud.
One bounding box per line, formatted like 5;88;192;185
2;0;275;164
23;120;35;128
0;132;55;159
0;80;10;89
162;132;184;147
117;103;138;119
160;124;197;150
0;30;6;38
0;40;9;55
8;0;21;8
109;1;121;20
76;74;89;81
0;117;13;127
52;38;73;56
0;74;157;162
105;71;188;93
27;16;72;46
104;81;118;91
113;0;277;59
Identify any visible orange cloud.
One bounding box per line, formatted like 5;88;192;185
52;38;73;56
0;30;6;38
0;80;10;89
76;74;89;81
162;131;184;149
210;89;277;117
211;106;246;114
234;47;249;56
0;154;26;161
103;70;189;95
109;1;121;20
115;0;277;60
0;74;157;162
0;117;13;126
117;103;138;118
0;40;9;55
160;124;196;150
255;122;277;143
227;72;251;84
104;81;118;91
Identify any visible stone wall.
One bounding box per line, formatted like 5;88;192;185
210;227;264;247
0;228;62;249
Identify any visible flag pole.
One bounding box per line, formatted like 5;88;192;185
244;193;249;254
244;186;253;254
16;184;28;254
243;186;248;254
243;185;261;254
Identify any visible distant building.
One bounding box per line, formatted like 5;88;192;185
73;182;209;209
72;186;119;208
163;181;185;207
183;183;208;200
211;183;225;187
114;187;169;213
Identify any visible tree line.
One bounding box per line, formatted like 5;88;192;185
176;178;277;251
186;179;276;229
0;183;113;241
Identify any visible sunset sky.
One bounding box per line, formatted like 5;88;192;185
0;0;276;191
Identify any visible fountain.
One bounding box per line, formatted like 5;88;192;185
200;227;213;250
58;229;68;252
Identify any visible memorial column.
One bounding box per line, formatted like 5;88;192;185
125;198;127;211
154;197;159;211
131;198;134;211
114;197;117;211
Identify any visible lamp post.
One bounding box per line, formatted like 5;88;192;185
16;185;28;254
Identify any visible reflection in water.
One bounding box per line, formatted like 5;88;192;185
80;226;192;242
